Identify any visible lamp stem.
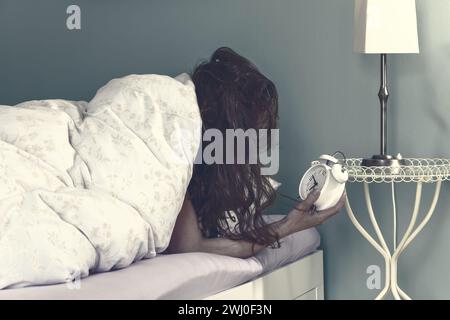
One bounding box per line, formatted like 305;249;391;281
362;54;403;167
379;53;389;156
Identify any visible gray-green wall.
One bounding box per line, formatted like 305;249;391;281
1;0;449;299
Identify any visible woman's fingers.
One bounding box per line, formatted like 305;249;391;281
299;190;321;210
286;192;345;233
316;195;345;222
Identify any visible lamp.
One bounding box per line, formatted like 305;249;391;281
353;0;419;166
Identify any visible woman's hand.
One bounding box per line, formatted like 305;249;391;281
280;190;345;236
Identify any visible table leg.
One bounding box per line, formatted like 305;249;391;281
390;182;422;300
345;190;391;300
362;182;393;300
391;181;441;300
344;181;442;300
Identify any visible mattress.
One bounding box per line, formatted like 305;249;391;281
0;217;320;300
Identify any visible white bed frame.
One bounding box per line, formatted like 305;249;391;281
205;250;324;300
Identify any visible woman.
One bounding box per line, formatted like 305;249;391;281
167;47;344;258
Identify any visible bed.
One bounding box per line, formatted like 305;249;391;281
0;222;322;300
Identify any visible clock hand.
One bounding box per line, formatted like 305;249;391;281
307;176;319;192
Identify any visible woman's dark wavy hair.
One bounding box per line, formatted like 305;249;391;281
189;47;280;248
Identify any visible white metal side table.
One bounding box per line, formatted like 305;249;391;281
343;158;450;300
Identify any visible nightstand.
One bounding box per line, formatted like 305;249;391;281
344;158;450;300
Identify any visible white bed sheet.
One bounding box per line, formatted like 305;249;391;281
0;219;320;300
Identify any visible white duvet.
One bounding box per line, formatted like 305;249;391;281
0;73;202;289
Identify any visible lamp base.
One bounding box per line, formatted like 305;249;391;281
361;154;406;167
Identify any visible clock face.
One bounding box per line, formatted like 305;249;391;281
299;165;328;199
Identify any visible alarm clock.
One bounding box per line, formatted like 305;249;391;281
298;154;348;211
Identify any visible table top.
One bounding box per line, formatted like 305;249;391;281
344;158;450;183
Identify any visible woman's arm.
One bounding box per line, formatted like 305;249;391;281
165;190;344;259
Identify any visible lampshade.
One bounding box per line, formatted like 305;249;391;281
353;0;419;54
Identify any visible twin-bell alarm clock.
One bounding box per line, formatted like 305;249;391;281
298;154;348;211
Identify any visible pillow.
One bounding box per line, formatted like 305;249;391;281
75;73;202;251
